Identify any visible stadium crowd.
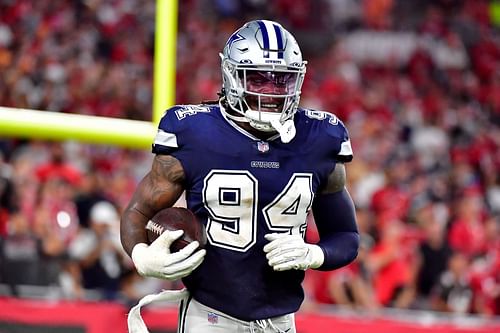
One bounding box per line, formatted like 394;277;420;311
0;0;499;318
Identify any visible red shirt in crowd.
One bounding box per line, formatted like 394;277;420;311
448;217;487;258
35;163;82;186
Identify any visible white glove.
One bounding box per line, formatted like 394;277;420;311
131;229;206;280
263;233;324;271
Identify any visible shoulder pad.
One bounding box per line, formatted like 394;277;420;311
159;105;212;129
302;108;353;162
153;104;212;155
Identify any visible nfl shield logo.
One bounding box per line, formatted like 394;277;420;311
207;312;218;324
257;141;269;153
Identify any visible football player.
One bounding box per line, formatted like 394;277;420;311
121;20;359;333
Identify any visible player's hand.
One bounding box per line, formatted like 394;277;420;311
264;233;324;271
131;230;206;280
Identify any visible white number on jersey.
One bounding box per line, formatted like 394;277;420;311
174;105;211;120
304;109;339;125
203;170;313;252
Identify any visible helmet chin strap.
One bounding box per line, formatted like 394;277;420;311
270;119;296;143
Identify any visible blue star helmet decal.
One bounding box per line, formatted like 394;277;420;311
226;32;245;50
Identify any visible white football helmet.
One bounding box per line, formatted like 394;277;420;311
220;20;307;143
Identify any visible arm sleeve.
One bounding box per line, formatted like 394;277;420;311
311;188;359;271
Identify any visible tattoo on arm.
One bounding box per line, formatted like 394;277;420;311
321;163;347;194
120;155;185;256
145;155;185;211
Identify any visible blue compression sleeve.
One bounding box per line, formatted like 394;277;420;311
311;188;359;271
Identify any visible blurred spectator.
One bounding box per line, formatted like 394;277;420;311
468;215;500;316
74;170;109;228
413;204;453;309
367;219;416;308
370;154;412;223
35;142;82;186
431;251;474;314
362;0;394;30
33;178;79;258
328;0;362;32
448;191;488;258
0;151;18;236
0;212;42;294
68;200;125;300
419;5;447;38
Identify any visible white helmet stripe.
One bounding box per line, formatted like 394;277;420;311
262;20;278;50
257;20;284;60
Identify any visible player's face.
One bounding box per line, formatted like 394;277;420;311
244;70;297;113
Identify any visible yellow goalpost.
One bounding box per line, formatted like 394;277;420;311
0;0;178;150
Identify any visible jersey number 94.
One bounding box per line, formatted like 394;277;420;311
203;170;313;252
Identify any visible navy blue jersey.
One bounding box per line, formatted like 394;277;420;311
152;103;353;321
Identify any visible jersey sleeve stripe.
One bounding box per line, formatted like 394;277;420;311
339;140;353;157
154;130;178;148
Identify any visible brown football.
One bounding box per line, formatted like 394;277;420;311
145;207;207;252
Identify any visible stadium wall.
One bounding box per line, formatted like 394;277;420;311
0;297;498;333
